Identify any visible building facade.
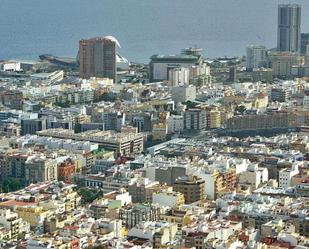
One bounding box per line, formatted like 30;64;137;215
173;175;205;204
149;54;201;82
301;33;309;54
277;4;301;52
183;109;207;131
246;45;268;71
79;36;118;82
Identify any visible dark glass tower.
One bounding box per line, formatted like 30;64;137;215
301;33;309;55
277;4;301;53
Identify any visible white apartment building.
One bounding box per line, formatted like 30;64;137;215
167;115;184;134
238;164;269;190
171;85;196;103
279;165;299;188
0;209;30;239
152;190;184;208
0;61;21;72
168;67;190;86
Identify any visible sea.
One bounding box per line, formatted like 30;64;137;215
0;0;309;63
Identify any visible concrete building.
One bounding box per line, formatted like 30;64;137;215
128;221;177;248
0;90;23;109
79;36;118;82
155;165;187;186
149;54;201;82
277;4;301;52
171;85;196;104
152;190;185;208
279;165;299;188
119;204;161;229
152;123;167;141
268;51;300;78
16;206;51;228
21;119;47;136
57;160;75;184
228;66;237;83
101;111;125;132
208;110;221;129
25;156;58;184
189;63;211;79
183;219;242;249
167;115;184;134
194;168;236;200
189;63;212;86
246;45;268;70
271;88;291;102
37;129;144;157
291;64;309;77
168;67;190;86
10;135;99;154
252;68;273;83
31;70;64;84
183;109;207;131
132;113;152;132
173;175;205;203
0;110;38;125
128;178;161;203
238;164;269;190
0;61;21;72
226;112;289;131
301;33;309;54
6;153;31;182
0;209;29;239
84;172;135;194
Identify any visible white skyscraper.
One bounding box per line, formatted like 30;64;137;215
246;45;268;71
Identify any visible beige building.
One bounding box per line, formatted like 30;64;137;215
268;51;301;77
152;123;168;141
208;110;221;129
128;221;178;248
16;206;51;227
226;112;289;131
0;209;29;239
173;175;205;204
37;129;144;157
25;156;58;184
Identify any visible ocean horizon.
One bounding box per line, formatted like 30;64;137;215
1;0;309;63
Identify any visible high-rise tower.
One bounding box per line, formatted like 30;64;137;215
277;4;301;53
79;36;119;82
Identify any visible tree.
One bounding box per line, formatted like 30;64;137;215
183;101;198;109
77;188;103;204
0;178;22;193
97;93;117;102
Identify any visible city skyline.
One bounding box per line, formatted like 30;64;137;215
0;1;309;249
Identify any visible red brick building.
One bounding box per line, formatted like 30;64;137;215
58;160;75;184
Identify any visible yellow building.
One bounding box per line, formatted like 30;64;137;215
75;114;91;124
209;110;221;128
89;77;114;88
152;123;168;141
160;208;194;229
253;93;268;109
16;206;51;227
